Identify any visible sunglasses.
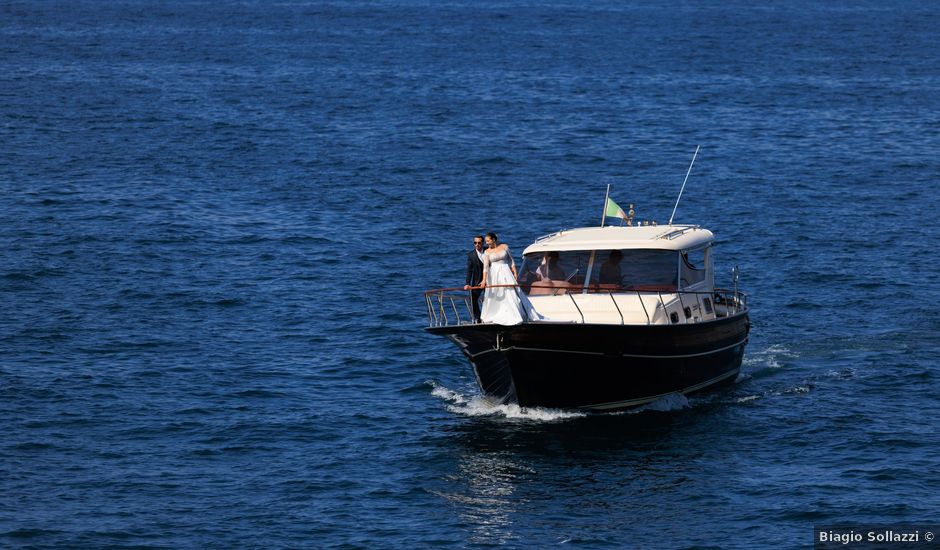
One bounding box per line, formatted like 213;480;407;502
474;241;483;245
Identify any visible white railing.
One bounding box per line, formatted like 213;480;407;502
424;285;747;328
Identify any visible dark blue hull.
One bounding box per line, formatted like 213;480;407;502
428;313;749;410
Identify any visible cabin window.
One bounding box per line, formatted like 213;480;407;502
519;250;593;294
522;249;679;292
612;249;679;290
680;247;707;288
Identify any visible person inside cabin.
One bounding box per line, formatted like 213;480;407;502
535;251;565;281
599;249;623;286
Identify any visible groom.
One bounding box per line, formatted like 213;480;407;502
463;235;486;323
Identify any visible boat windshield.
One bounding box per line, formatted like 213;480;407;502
588;249;678;289
519;250;592;288
519;249;679;293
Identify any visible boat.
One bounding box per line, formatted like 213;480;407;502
423;216;750;411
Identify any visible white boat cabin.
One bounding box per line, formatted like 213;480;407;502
518;225;722;325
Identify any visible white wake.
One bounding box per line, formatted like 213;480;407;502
429;381;586;421
429;382;698;418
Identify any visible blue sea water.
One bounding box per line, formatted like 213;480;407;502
2;0;940;547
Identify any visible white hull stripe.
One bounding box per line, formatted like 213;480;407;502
585;368;741;410
469;337;747;360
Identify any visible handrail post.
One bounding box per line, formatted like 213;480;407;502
426;295;436;326
439;291;447;326
450;295;461;325
637;290;651;325
608;290;624;325
463;295;473;324
568;293;585;324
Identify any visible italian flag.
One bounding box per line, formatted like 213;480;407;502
605;197;628;220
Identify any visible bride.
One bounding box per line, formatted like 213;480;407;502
479;232;543;325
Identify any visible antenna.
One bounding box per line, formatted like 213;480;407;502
668;144;700;225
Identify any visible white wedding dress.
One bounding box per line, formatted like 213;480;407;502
480;248;543;325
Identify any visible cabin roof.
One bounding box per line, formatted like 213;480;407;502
521;225;714;255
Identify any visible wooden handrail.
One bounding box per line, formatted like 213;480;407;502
423;284;519;296
425;284;747;299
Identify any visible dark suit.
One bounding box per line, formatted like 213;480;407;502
466;250;485;322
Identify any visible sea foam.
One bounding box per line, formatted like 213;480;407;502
429;381;586;421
